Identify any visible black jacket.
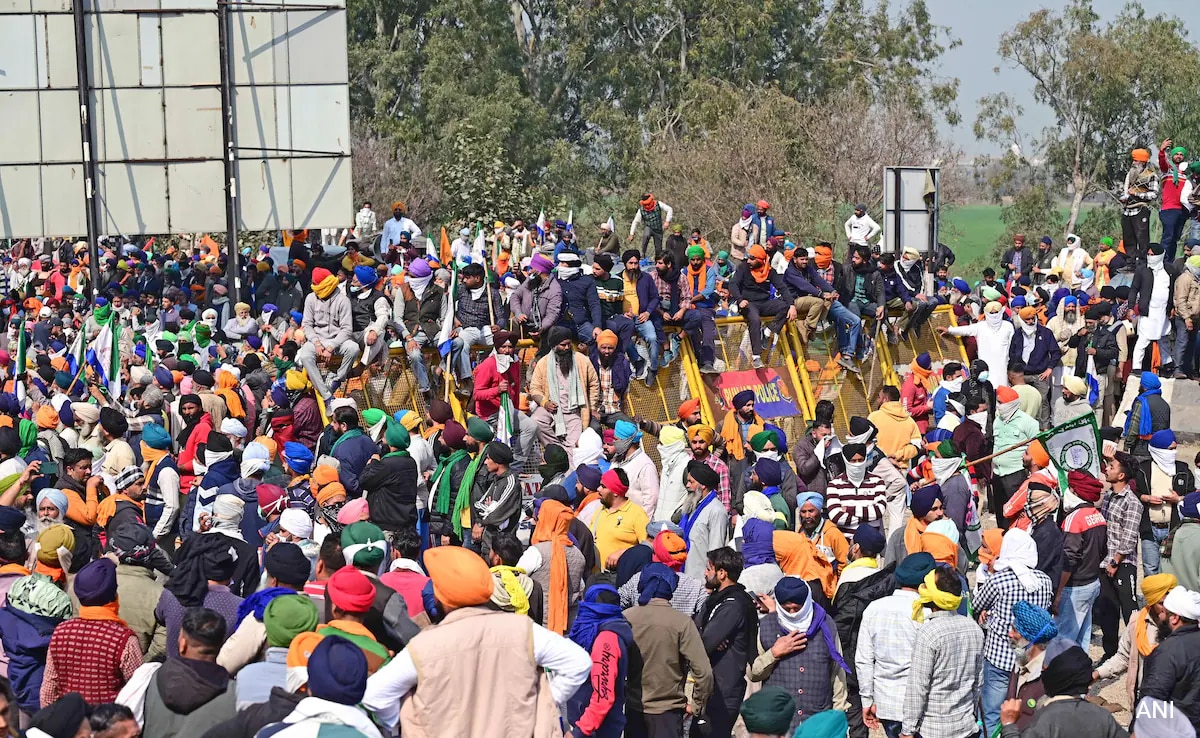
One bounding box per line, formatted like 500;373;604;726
1130;265;1175;318
557;274;602;328
200;687;302;738
1000;247;1035;281
694;584;758;709
728;262;794;305
1068;324;1119;374
399;281;445;340
838;262;885;307
1139;624;1200;732
1000;696;1129;738
831;562;897;690
360;453;419;532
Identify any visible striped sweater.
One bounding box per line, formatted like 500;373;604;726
825;473;887;535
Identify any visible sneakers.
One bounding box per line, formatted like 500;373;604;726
837;355;857;372
634;364;648;381
700;363;719;375
752;356;765;369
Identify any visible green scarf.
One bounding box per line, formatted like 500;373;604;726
453;452;486;539
17;420;37;458
330;428;364;455
433;449;470;515
93;304;113;326
273;357;295;374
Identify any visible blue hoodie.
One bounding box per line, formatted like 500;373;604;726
0;602;61;712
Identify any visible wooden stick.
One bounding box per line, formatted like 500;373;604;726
965;436;1036;467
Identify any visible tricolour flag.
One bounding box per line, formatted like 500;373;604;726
436;262;458;359
1039;412;1102;489
86;315;121;398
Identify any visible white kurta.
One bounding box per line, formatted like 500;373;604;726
947;319;1015;387
1139;267;1170;340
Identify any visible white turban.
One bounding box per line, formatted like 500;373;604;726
1164;586;1200;621
279;508;313;540
220;417;248;438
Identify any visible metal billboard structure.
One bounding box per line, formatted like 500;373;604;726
0;0;352;293
882;166;939;256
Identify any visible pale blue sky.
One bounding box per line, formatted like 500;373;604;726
931;0;1186;156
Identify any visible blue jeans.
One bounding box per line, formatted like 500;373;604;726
981;659;1010;738
631;317;660;373
407;332;433;392
1054;578;1101;650
828;300;863;358
451;325;494;379
1162;208;1187;262
1143;524;1171;576
880;719;904;738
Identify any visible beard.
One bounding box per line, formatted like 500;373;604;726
738;408;756;422
704;574;719;591
598;351;616;368
555;348;575;373
1063;311;1077;324
37;516;56;533
800;517;819;534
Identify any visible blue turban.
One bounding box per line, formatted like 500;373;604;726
306;635;369;705
282;442;314;474
1182;492;1200;520
270;384;289;408
741;519;777;566
637;563;679;605
773;577;810;606
732;390;756;409
142;423;171;450
952;278;970;293
134;344;146;359
50;340;66;353
1010;296;1027;308
796;492;824;511
925;428;953;444
895;552;937;587
36;488;68;518
1150;429;1176;449
910;485;943;518
95;297;108;307
755;457;782;486
261;303;278;314
57;402;73;427
1141;373;1162;391
614;419;642;442
853;525;886;556
1012;600;1058;644
289;311;304;325
0;394;19;415
1062;296;1078;308
154;366;174;387
916;352;932;370
0;506;24;533
353;265;378;287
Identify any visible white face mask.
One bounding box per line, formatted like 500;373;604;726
985;311;1004;328
759;449;780;462
941;377;963;393
845;460;867;487
968;411;989;427
1148;253;1165;269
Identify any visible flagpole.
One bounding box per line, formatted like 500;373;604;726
964;438;1034;468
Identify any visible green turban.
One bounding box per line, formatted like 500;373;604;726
385;420;410;452
263;594;319;648
18;419;37;458
936;439;958;458
740;686;796;736
749;429;780;453
340;521;386;569
1099;237;1114;248
466;416;494;443
686;245;706;260
981;286;1002;301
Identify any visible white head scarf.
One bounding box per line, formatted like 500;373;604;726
279;508;314;540
994;527;1041;592
775;579;814;634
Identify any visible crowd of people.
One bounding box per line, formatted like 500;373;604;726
2;151;1200;738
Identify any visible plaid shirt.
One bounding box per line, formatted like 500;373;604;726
974;567;1053;671
456;284;509;329
1101;484;1143;568
857;590;921;722
650;270;691;313
698;452;731;513
902;610;984;738
597;365;621;415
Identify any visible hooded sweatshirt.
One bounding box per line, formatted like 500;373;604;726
866;402;922;466
143;657;236;738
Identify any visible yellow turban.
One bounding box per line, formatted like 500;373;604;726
35;406;59;430
285;369;312;392
36;525;75;565
659;425;686;446
1018;306;1037;322
1143;573;1178;607
912;569;962;621
687;424;715;445
597;330;618;349
235;302;251;314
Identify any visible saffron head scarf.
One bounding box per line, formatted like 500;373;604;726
531;499;575;634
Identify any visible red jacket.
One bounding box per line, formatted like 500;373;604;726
1159;149;1185;210
900;374;932;433
177;413;214;492
472;354;521;420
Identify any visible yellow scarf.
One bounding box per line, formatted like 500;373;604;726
490;565;530;615
313;273;339;299
141;442;170;486
912;569;962;621
843;556;877;572
1133;608;1158;658
719;410;763;462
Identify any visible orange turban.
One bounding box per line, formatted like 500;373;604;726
50;357;68;373
919;532;958;567
639;193;657;210
425;546;494;610
312;464;339;488
315;481;346;506
749;244;768;261
255;435;278;461
774;530;836;598
813;245;833;269
531;499;575;634
1028;439;1050;469
687;424;715;445
597;330;618;349
978;529;1004;566
1018;306;1038;322
996;386;1019;404
678;398;701;420
391;201;405;212
653;530;688;571
35;406;59;430
1131;148;1151;162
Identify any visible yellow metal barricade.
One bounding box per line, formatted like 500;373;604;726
878;304;971;377
794;314;891;437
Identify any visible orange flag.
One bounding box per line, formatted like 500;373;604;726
199;234;220;259
440;227;451;266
